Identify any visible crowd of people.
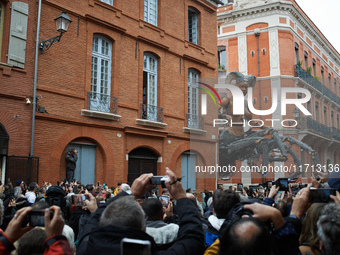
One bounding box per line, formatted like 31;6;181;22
0;168;339;255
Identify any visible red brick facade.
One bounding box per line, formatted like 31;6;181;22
0;0;219;193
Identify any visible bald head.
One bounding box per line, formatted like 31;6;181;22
233;220;261;245
219;218;273;255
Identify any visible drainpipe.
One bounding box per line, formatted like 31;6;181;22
254;29;261;120
30;0;42;157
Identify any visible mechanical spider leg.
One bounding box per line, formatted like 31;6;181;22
271;130;288;160
282;136;321;165
285;145;303;179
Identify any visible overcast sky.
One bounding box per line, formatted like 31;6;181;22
295;0;340;54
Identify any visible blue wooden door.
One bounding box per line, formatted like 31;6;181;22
68;143;96;185
181;153;196;191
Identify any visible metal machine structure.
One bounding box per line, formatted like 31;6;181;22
217;71;321;180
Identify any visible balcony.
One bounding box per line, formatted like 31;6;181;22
135;104;167;128
183;114;206;135
81;92;121;121
299;117;340;141
295;65;340;106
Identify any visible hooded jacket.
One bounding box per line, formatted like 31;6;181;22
77;193;204;255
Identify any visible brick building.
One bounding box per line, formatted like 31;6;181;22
0;0;39;184
0;0;219;192
217;0;340;184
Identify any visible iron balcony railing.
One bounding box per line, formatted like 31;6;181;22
295;65;340;106
141;104;163;122
331;127;340;141
187;114;204;130
299;116;340;141
87;92;118;114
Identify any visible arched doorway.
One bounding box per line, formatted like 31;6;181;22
128;147;158;184
67;142;96;185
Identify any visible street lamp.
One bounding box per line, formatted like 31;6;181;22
293;108;300;119
39;12;72;53
292;108;300;128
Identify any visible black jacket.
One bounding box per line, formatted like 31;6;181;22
66;152;77;171
77;192;204;255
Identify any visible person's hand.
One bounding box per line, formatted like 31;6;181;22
130;173;154;198
311;175;321;189
45;206;64;238
243;202;284;229
331;191;340;204
268;185;280;199
287;185;293;204
4;207;33;242
290;186;310;219
164;167;186;201
164;201;174;218
242;188;247;197
8;199;16;208
84;192;98;213
74;150;78;155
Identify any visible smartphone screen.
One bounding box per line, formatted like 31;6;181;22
274;191;285;203
121;238;151;255
71;194;88;206
309;189;336;203
159;196;169;208
237;183;243;192
275;178;288;191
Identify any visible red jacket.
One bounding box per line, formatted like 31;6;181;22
0;231;73;255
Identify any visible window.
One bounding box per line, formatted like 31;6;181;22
321;66;324;85
328;74;331;88
218;46;226;71
312;58;316;77
90;35;112;112
218;26;221;35
218;0;234;5
188;69;199;128
334;78;337;95
315;101;319;122
294;43;299;64
324;106;327;125
304;51;308;69
144;0;157;26
0;3;4;58
143;53;158;121
7;2;28;68
188;8;198;44
331;111;334;127
100;0;113;5
337;114;340;129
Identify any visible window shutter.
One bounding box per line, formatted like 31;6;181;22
8;2;28;68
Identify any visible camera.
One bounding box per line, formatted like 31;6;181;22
309;189;336;203
28;209;54;227
150;176;170;188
